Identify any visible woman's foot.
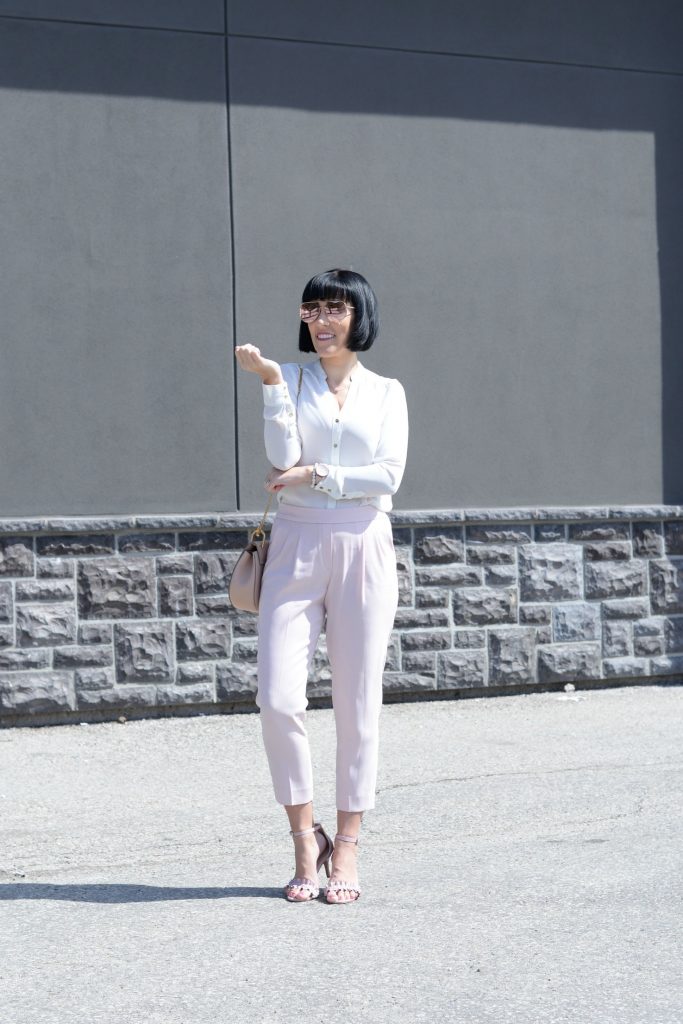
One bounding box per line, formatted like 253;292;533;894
285;826;329;902
326;834;361;904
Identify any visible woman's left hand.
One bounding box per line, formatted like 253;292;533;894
264;466;311;492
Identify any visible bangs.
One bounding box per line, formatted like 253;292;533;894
301;271;353;305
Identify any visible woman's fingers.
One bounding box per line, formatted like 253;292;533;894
234;344;265;373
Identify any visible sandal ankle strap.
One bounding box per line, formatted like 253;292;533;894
290;821;321;839
334;832;360;845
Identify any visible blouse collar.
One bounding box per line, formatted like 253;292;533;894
312;357;364;382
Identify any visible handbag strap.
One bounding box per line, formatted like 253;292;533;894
252;365;304;539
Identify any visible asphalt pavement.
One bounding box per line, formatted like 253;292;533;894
1;684;681;1024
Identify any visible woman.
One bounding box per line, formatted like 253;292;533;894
235;269;409;904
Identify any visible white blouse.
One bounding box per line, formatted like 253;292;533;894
261;357;409;511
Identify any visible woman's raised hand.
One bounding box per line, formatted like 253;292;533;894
234;344;283;385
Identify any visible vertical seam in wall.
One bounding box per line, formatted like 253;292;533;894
224;1;240;508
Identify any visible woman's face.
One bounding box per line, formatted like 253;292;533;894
305;298;354;357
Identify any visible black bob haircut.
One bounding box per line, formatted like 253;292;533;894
298;269;379;353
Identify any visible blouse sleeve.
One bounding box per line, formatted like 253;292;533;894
312;379;409;500
262;365;302;471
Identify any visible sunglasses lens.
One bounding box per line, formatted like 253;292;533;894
300;303;319;321
326;302;347;319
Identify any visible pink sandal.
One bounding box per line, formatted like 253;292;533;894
283;822;333;902
324;833;362;904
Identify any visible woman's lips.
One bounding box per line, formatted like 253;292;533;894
317;333;334;340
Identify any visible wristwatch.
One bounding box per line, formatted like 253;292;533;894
311;462;329;488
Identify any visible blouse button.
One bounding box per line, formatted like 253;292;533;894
333;443;338;448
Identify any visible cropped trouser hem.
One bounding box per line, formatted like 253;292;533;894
256;503;398;812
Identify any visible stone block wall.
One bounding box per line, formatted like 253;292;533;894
1;506;682;727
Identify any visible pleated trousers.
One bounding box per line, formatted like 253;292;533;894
255;502;399;812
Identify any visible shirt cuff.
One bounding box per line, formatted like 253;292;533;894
262;382;289;406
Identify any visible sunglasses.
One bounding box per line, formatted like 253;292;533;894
299;300;354;323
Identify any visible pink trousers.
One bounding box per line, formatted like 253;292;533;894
255;503;399;812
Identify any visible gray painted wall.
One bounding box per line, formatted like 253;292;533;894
0;2;681;516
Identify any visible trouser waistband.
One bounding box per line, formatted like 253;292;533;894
274;503;386;525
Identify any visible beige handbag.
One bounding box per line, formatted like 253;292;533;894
228;365;304;613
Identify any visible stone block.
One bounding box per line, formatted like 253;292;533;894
78;622;113;645
402;651;436;674
156;683;215;705
78;557;156;619
175;620;231;662
662;616;683;653
488;627;535;685
534;524;566;542
393;607;450;630
385;633;401;672
602;598;649;620
0;671;73;712
178;531;247;552
382;671;436;692
75;668;115;691
156;554;194;575
467;525;531;545
0;537;34;577
196;593;234;616
602;657;650;678
16;603;78;647
633;522;664;558
519;604;551;625
118;532;175;553
54;645;114;669
176;662;214;684
400;630;451;652
194;552;238;594
452;587;517;626
415;588;449;608
0;582;12;623
413;527;464;564
37;558;74;578
518;544;582;602
394;545;414;606
416;565;482;587
633;617;664;638
452;628;486;648
537;643;602;682
114;622;174;681
216;662;257;701
436;649;486;688
76;685;157;709
601;620;631;658
36;534;114;557
466;545;516;566
227;608;259;637
535;625;553;644
552;602;601;642
158;576;194;617
650;654;683;677
232;640;257;663
583;542;632;561
485;566;517;587
584;561;648;600
568;522;630;541
15;580;76;602
663;522;683;556
649;558;683;615
633;635;663;657
0;649;50;670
